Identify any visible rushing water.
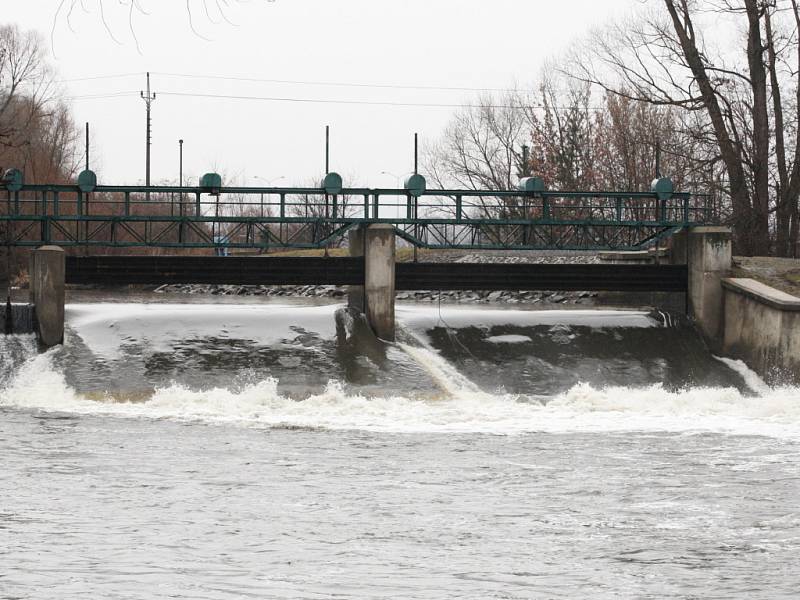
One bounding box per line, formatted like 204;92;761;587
1;299;799;598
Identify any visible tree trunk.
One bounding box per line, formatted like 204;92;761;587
765;7;791;256
744;0;771;255
663;0;758;254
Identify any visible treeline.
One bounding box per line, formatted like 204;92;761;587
427;0;800;257
0;24;80;281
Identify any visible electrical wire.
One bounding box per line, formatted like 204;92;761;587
157;90;528;109
151;71;525;94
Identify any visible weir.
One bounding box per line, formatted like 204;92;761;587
9;224;800;383
4;172;799;383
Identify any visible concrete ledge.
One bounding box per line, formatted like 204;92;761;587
721;276;800;384
721;278;800;311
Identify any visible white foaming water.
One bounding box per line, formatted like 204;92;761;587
714;355;773;395
2;343;799;439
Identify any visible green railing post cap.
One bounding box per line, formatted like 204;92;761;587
2;168;23;192
404;173;426;197
651;177;674;200
322;172;343;195
200;172;223;195
77;169;97;193
518;176;546;194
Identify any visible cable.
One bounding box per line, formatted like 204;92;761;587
60;86;614;112
151;71;524;94
65;91;141;101
157;90;528;109
56;72;143;83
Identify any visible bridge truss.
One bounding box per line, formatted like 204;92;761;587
0;183;711;251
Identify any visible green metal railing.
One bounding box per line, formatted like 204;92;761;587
0;183;711;251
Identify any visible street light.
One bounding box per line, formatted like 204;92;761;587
253;175;285;187
178;139;184;217
252;175;286;219
381;170;401;219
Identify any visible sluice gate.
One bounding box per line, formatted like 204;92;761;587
64;255;688;293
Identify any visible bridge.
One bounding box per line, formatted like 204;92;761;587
2;170;720;347
0;172;710;251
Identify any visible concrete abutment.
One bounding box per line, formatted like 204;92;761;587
686;227;733;347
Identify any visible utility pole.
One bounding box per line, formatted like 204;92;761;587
140;72;156;191
85;122;90;171
179;139;184;217
521;144;530;177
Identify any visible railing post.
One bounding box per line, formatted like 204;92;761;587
616;197;623;222
124;192;131;216
542;198;550;220
456;195;463;220
280;193;285;219
195;192;201;217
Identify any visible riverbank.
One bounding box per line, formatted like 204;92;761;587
733;256;800;297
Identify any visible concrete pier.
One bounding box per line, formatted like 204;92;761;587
686;227;732;345
30;246;65;347
362;224;396;341
347;226;365;313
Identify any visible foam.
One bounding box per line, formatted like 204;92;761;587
2;346;799;439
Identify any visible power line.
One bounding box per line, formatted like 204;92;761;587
157;90;527;109
64;87;612;112
66;91;140;100
56;70;525;93
57;73;143;83
151;71;524;94
158;90;611;111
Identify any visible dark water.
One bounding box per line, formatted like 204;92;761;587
1;298;799;598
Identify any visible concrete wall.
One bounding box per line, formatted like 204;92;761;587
687;227;732;346
722;278;800;384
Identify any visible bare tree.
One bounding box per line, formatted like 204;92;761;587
572;0;800;256
52;0;256;51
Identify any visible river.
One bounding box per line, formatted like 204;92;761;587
1;296;798;598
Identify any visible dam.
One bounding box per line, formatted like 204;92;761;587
2;175;800;599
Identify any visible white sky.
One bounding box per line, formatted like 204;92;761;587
7;0;641;187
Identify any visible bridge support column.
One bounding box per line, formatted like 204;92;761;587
687;227;732;345
347;226;365;313
363;224;396;341
30;245;65;347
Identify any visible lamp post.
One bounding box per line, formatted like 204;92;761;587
253;175;285;218
381;171;401;219
253;175;286;187
178;139;184;217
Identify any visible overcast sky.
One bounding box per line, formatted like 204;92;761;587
8;0;641;187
